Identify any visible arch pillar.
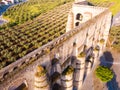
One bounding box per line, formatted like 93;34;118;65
73;56;85;89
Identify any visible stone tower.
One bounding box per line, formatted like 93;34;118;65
66;0;90;32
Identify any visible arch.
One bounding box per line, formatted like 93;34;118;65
14;82;28;90
3;72;9;78
13;66;18;71
36;53;40;59
51;58;59;66
29;57;35;62
75;22;79;26
86;47;93;58
8;82;28;90
21;61;26;66
8;78;28;90
76;13;83;21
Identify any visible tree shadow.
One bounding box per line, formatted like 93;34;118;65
100;51;113;68
99;51;120;90
107;71;120;90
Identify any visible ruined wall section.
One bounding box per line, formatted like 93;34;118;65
0;8;112;90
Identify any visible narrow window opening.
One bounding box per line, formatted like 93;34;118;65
75;22;79;26
76;13;83;21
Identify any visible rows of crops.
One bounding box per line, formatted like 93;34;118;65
0;2;73;69
1;0;73;29
109;26;120;51
87;0;120;15
88;0;113;7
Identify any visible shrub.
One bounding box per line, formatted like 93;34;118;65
35;65;47;77
95;66;114;82
94;45;100;51
62;66;74;75
100;39;105;43
78;52;86;58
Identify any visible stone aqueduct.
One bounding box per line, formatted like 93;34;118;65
0;0;112;90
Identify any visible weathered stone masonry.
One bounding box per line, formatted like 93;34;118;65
0;0;112;90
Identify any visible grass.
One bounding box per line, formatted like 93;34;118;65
87;0;120;15
109;26;120;51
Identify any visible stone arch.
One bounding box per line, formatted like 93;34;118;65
13;66;18;71
29;57;35;62
14;82;27;90
76;13;83;21
86;47;93;58
21;61;26;66
8;79;28;90
36;53;40;59
3;72;9;78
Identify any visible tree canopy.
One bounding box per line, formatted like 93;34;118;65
95;66;114;82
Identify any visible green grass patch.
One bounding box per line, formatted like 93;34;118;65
109;26;120;51
87;0;120;15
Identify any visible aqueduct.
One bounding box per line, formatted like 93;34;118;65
0;0;112;90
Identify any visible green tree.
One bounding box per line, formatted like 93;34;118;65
95;66;114;82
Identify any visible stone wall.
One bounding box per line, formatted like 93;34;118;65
0;6;112;90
